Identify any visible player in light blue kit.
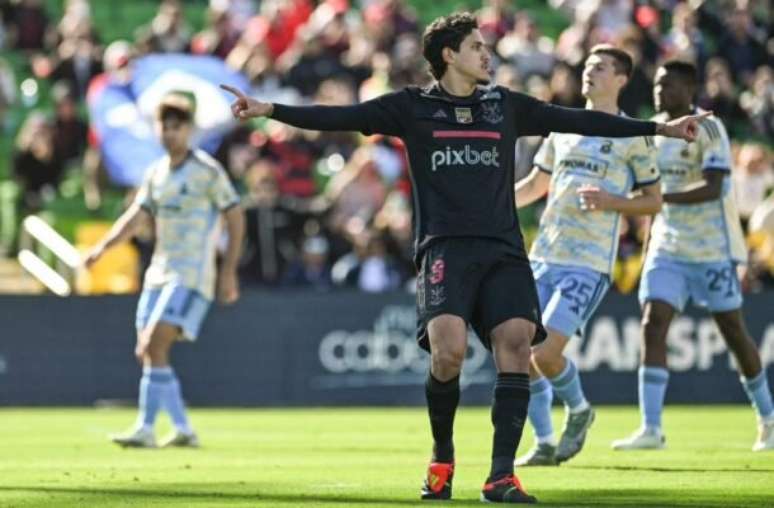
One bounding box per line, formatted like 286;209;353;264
85;92;245;448
612;61;774;452
513;45;663;465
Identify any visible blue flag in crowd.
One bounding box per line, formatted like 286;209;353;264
87;54;249;187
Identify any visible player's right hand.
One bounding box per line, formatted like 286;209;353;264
220;84;273;120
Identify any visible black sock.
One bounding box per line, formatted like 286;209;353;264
426;373;460;463
490;372;530;480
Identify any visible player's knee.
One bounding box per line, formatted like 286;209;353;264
492;319;533;351
145;326;177;362
431;343;466;376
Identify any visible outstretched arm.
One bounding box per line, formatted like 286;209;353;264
220;84;405;136
529;100;711;142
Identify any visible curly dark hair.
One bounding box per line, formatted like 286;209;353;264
422;12;478;80
661;60;699;89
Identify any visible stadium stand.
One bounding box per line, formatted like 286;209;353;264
0;0;771;295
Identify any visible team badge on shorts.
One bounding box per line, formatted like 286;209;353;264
428;258;447;307
455;107;473;124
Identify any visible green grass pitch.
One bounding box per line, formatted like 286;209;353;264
1;406;772;507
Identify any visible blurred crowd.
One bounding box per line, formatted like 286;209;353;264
0;0;772;293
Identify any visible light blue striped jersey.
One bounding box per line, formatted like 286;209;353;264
530;125;659;274
135;149;240;299
648;112;746;264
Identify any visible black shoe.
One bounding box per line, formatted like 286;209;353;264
480;474;537;504
421;462;454;500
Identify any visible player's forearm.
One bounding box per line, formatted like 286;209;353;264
514;168;549;208
514;180;543;208
98;206;144;251
608;194;662;215
663;180;722;204
221;205;245;271
271;103;372;132
540;104;657;138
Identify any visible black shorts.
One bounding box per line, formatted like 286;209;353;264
416;237;546;351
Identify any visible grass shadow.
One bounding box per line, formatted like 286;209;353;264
1;484;773;507
571;465;774;474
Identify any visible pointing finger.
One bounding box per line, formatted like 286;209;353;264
220;84;246;99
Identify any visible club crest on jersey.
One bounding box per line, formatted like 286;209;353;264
600;140;612;154
455;107;473;124
481;101;503;124
681;147;691;158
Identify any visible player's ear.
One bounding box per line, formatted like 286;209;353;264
442;47;456;66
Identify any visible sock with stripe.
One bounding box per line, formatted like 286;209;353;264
137;366;172;431
549;358;589;414
163;370;194;434
489;372;530;480
426;373;460;463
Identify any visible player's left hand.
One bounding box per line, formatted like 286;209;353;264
217;269;240;305
657;111;712;142
577;185;613;211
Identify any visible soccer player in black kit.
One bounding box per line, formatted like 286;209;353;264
223;13;708;504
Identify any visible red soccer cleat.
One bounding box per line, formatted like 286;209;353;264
480;474;537;504
421;461;454;500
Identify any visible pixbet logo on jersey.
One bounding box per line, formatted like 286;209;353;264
431;145;500;171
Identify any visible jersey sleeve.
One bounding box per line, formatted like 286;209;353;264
533;135;555;173
507;90;657;138
628;136;660;189
210;165;241;211
699;118;732;173
270;89;410;137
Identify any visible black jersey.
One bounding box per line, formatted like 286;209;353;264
271;83;656;258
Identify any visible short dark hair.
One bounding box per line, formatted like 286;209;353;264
422;12;478;80
157;92;195;124
661;60;698;88
160;106;192;124
589;44;633;79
